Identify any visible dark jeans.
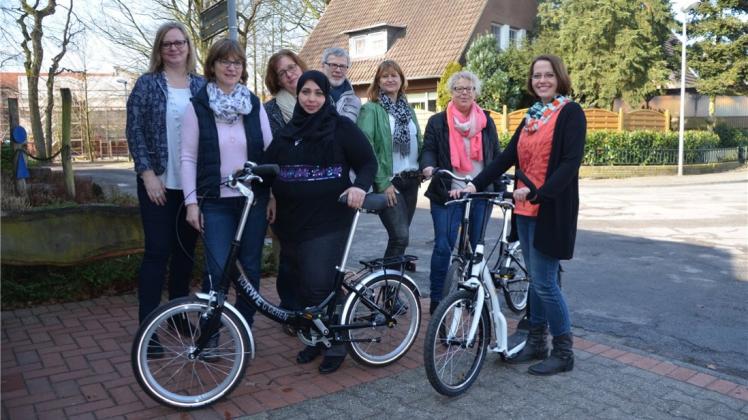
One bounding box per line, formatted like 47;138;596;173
136;178;198;323
515;215;571;337
378;178;419;260
275;244;298;310
201;195;269;327
280;229;348;357
428;199;489;302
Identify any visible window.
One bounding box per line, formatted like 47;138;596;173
491;23;526;51
349;31;388;59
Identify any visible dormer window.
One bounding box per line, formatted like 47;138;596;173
491;23;526;51
349;31;387;59
344;23;406;60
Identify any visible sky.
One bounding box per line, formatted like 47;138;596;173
0;0;711;74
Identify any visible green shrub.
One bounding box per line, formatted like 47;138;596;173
583;130;722;165
714;124;748;147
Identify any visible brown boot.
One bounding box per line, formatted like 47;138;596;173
505;324;548;364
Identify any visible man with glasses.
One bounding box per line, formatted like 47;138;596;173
321;47;361;122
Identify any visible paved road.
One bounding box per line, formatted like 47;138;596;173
72;162;748;379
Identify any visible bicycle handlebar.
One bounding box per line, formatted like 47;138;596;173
337;192;389;212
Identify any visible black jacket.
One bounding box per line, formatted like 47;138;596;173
419;110;503;205
473;102;587;260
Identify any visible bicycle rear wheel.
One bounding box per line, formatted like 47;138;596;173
501;244;530;313
424;290;488;396
343;275;421;366
131;297;250;409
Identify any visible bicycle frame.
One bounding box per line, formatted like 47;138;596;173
448;194;524;358
193;169;420;356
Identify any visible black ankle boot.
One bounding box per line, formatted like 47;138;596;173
505;324;548;364
528;333;574;376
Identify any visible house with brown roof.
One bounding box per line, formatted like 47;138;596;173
299;0;538;112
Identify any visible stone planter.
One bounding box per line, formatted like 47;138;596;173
1;204;143;266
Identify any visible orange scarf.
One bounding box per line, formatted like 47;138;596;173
447;101;486;173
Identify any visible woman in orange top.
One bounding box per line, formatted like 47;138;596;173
464;54;586;376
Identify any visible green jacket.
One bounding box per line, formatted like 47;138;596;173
356;101;423;192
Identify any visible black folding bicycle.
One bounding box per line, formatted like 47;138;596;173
131;162;422;409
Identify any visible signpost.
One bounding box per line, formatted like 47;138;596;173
200;0;229;41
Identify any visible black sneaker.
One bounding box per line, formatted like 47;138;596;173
199;333;220;363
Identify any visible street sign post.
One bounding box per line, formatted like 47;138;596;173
200;0;229;41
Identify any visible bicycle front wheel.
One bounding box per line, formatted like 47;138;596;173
424;290;488;397
442;258;467;299
344;275;421;367
131;297;251;409
501;244;530;313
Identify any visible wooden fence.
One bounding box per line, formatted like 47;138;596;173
488;105;671;134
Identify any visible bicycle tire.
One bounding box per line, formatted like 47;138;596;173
442;258;467;299
424;290;489;397
501;244;530;313
131;297;250;409
343;274;421;367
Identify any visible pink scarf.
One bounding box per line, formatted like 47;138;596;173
447;100;486;173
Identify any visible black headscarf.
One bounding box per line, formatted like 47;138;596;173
278;70;338;145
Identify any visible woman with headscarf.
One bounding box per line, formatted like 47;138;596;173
357;60;422;268
264;70;377;374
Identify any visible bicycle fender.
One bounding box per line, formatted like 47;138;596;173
357;270;422;297
339;271;422;323
195;293;256;359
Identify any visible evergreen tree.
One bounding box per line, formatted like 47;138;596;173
436;61;462;111
495;45;533;110
533;0;673;109
465;34;509;111
687;1;748;122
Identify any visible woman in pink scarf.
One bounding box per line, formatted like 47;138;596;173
419;71;503;314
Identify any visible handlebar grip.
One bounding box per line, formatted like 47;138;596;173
251;164;279;177
501;191;514;200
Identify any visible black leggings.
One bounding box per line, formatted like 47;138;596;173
280;229;348;356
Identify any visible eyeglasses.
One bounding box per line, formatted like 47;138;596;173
532;73;556;80
161;40;188;50
452;86;475;94
277;63;299;79
324;62;349;70
217;59;243;69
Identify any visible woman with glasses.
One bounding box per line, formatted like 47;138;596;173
181;39;273;336
463;55;586;376
126;22;204;337
263;50;308;316
357;60;422;270
419;70;502;315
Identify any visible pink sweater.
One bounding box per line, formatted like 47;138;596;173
181;103;273;205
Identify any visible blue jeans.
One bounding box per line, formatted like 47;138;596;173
137;178;198;323
201;194;269;326
515;215;571;337
428;199;489;302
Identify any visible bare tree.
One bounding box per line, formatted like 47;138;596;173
15;0;80;159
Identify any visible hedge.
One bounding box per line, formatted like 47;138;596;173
496;130;730;165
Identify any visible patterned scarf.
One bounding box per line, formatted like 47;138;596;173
379;91;413;157
207;82;253;124
524;95;570;133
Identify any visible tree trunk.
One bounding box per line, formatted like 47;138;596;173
61;88;75;199
26;77;47;159
708;95;716;131
44;75;55;157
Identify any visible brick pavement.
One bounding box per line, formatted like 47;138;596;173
2;280;747;419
